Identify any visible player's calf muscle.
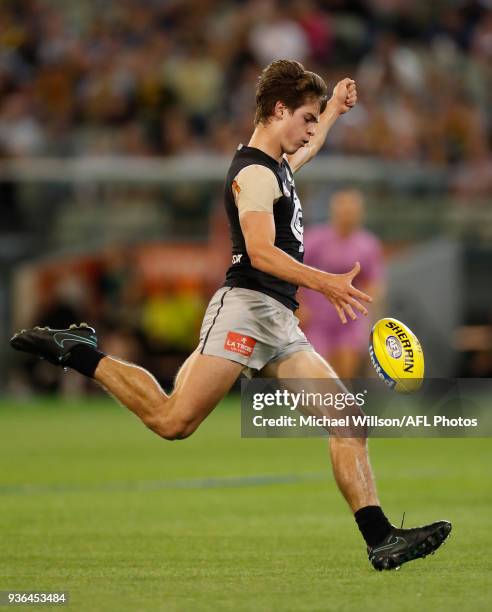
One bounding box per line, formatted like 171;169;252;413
95;359;196;439
95;358;190;440
93;353;240;441
95;356;168;421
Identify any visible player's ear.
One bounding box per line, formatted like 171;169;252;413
274;101;286;120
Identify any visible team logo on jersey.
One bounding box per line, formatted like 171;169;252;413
283;163;295;196
224;332;256;357
290;190;304;252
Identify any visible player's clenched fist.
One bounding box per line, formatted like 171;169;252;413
331;78;357;115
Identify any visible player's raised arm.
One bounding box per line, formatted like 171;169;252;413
287;78;357;173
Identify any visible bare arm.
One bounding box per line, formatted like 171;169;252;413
287;78;357;173
240;211;371;324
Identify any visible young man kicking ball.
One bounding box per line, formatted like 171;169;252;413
10;60;451;570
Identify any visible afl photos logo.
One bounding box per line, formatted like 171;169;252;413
386;335;402;359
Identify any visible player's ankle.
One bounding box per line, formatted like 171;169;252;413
64;344;106;378
354;505;392;547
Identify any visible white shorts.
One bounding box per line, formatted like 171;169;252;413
198;286;314;376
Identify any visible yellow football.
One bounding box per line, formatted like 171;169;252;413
369;318;424;393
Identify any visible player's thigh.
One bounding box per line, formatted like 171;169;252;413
260;350;344;401
261;350;338;379
167;350;243;427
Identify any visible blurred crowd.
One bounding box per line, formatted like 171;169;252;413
0;0;491;196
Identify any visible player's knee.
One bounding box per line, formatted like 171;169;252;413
166;418;196;441
146;415;196;441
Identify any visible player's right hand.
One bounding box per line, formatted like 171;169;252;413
331;78;357;115
320;262;372;324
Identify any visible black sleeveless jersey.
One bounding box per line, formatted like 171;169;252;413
223;144;304;311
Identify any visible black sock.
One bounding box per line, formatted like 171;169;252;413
354;505;392;547
64;344;106;378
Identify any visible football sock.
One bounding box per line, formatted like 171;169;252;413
354;505;392;547
64;344;106;378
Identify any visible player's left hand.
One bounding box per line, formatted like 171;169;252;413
332;78;357;115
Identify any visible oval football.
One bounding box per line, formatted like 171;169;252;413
369;318;424;393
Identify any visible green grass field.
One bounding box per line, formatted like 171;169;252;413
1;395;491;612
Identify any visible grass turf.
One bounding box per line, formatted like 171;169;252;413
0;395;491;611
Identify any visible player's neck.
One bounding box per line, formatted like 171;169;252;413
248;127;283;164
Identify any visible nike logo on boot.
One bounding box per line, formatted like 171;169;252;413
53;332;97;348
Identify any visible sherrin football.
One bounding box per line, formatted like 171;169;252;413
369;318;424;393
